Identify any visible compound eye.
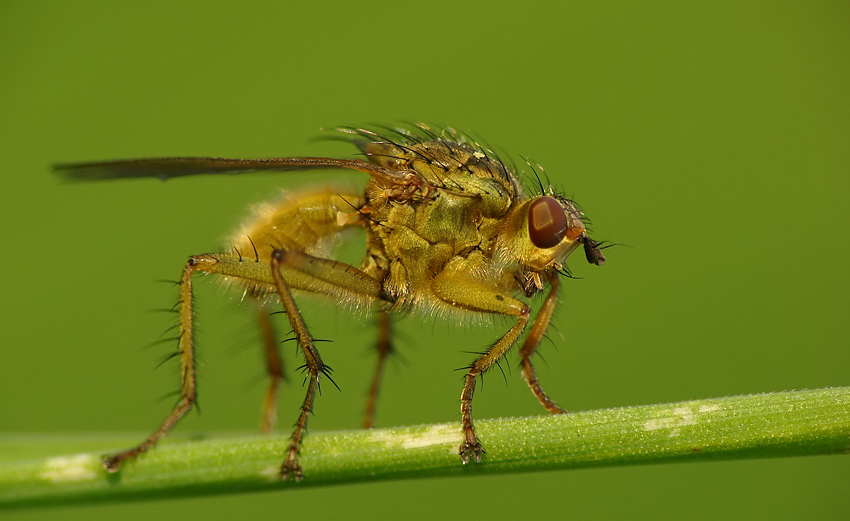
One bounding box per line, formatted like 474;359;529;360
528;196;568;249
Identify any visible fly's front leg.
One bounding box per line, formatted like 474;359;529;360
432;274;531;464
518;275;567;414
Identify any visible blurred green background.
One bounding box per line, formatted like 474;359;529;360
2;1;848;519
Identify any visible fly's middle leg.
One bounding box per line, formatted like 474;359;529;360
268;249;325;480
264;248;383;478
363;310;392;429
256;305;284;433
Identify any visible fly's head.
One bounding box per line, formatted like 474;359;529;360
499;194;606;277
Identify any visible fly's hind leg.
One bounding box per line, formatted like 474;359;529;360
103;247;382;479
518;275;567;414
102;257;202;472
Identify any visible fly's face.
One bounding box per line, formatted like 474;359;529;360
499;193;604;274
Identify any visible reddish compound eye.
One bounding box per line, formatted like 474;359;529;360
528;196;567;249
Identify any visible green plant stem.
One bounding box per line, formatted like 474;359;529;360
2;387;848;509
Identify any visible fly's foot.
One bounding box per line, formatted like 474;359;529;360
279;453;304;481
101;449;137;473
101;455;123;473
549;404;568;415
459;439;485;464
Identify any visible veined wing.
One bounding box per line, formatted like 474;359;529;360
53;156;422;186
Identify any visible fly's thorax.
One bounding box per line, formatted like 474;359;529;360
496;195;586;272
412;183;514;247
407;147;517;216
361;138;519;216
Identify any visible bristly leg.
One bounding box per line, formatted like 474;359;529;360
431;269;533;464
519;275;567;414
269;249;327;481
102;257;200;472
458;310;529;463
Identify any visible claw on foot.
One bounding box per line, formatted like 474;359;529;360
459;440;485;464
101;455;122;473
101;451;136;473
280;457;304;481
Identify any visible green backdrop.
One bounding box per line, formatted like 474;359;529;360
2;1;848;519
